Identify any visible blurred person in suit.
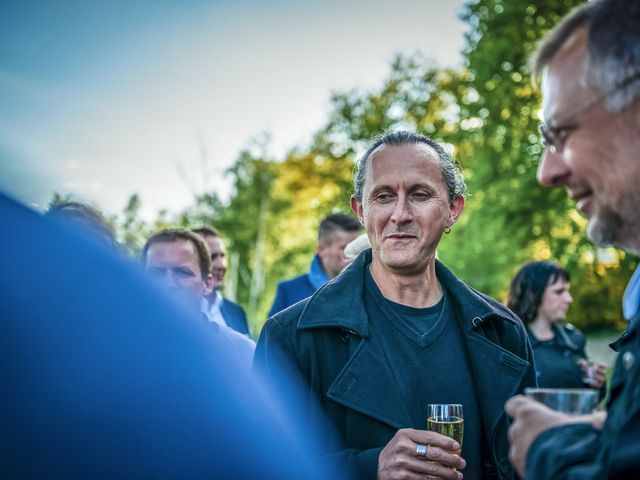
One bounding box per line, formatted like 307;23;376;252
142;228;254;363
268;212;361;316
193;226;251;336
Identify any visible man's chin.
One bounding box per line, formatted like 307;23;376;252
379;253;426;274
586;210;621;247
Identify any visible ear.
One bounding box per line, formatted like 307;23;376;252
202;273;214;296
447;196;465;227
350;196;365;227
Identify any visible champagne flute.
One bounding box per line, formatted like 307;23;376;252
427;403;463;455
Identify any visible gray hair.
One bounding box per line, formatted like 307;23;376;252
533;0;640;112
353;130;466;203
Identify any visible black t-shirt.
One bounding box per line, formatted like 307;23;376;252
364;268;485;479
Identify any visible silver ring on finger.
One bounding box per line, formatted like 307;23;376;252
415;443;428;458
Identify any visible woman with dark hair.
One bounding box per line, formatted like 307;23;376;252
507;261;607;394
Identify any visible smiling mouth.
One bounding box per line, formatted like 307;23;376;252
570;189;593;215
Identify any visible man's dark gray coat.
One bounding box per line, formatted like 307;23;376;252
255;250;537;479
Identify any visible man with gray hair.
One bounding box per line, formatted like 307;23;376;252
255;130;535;479
506;1;640;478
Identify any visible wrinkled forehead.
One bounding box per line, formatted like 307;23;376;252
364;142;443;186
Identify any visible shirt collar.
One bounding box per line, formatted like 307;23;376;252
307;254;330;290
623;265;640;321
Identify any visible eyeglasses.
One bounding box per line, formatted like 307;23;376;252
539;71;640;154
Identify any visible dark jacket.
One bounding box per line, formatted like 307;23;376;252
526;310;640;479
255;250;536;479
221;298;251;336
268;254;329;317
527;323;606;397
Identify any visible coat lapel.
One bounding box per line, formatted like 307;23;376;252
463;330;530;447
326;334;412;430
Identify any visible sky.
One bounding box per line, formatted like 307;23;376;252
1;0;466;220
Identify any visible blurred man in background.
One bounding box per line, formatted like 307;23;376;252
193;226;251;336
268;212;360;316
142;228;254;361
46;200;119;252
142;229;214;316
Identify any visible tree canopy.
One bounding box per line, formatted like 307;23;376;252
60;0;636;335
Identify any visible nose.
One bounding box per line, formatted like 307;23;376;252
537;149;570;187
211;256;226;270
390;195;413;225
162;269;178;287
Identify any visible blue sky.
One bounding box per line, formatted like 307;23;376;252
1;0;465;219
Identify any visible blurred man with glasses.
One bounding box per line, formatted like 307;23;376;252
506;1;640;478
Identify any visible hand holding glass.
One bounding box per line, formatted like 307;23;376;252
427;404;463;455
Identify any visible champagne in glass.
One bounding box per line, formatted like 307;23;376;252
427;404;463;455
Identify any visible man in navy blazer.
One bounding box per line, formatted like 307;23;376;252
194;226;251;336
268;212;361;317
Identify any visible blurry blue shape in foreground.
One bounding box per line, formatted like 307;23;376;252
0;192;337;479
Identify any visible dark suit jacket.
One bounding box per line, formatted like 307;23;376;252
221;298;251;336
268;274;316;318
268;254;329;317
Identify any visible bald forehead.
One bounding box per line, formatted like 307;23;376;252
363;142;446;194
369;142;440;165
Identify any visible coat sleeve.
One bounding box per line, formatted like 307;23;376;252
253;316;303;384
254;317;385;479
526;352;640;479
526;423;605;479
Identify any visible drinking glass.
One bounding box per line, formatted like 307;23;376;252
524;388;598;415
426;404;463;454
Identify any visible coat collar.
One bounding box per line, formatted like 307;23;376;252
296;249;518;336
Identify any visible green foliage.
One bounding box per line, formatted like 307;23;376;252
452;0;633;330
59;0;634;335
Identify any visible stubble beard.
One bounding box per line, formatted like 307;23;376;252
588;193;640;255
